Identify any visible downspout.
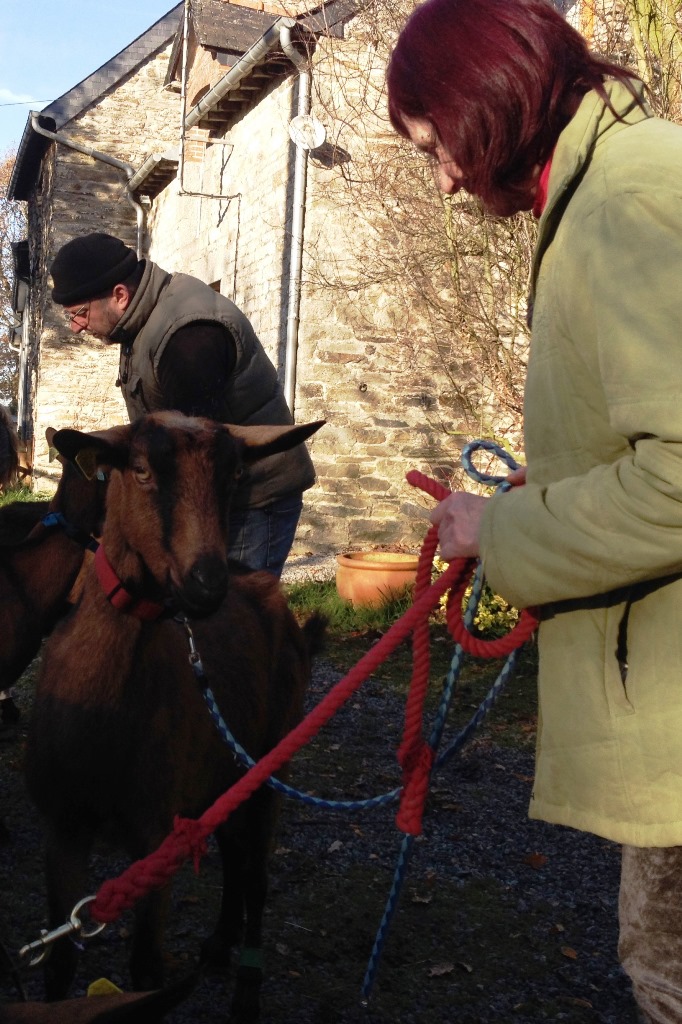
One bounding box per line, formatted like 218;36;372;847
279;24;311;417
177;0;191;192
30;113;146;257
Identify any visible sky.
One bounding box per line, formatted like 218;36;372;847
1;0;181;156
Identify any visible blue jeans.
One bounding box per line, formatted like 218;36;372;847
227;493;303;578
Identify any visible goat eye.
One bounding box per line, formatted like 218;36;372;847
234;467;243;480
133;465;152;484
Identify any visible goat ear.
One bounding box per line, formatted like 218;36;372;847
51;425;132;479
225;420;325;463
45;426;65;465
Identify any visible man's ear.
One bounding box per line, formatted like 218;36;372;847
111;282;132;312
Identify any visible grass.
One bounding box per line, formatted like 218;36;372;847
283;577;539;750
0;485;52;509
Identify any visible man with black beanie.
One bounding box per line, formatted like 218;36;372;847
50;232;316;577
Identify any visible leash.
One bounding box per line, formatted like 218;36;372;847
360;441;538;1001
38;511;99;553
19;441;539;1000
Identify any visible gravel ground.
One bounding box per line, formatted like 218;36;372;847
0;554;639;1022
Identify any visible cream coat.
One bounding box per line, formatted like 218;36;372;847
479;81;682;845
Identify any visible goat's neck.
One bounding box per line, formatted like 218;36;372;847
43;567;145;706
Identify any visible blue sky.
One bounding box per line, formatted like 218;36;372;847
1;0;179;155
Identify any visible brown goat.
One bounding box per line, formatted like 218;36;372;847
25;411;324;1023
0;435;105;694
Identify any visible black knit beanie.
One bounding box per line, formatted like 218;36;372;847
50;233;140;305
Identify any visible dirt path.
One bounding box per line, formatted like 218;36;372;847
0;657;638;1023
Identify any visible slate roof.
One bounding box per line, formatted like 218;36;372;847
192;0;354;50
165;0;356;85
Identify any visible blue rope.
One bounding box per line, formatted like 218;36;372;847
186;440;531;1008
361;440;528;1003
201;685;401;811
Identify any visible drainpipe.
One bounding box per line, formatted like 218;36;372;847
30;113;146;257
279;24;311;417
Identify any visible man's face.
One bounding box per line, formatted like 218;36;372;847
61;290;128;343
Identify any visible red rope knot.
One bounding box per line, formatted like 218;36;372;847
173;815;209;873
396;742;434;836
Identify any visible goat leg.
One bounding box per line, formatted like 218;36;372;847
43;824;94;1001
129;888;170;991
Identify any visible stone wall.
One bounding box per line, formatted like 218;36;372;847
27;42;178;489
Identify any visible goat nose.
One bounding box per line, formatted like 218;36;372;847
184;555;228;612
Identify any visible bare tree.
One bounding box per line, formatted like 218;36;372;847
581;0;682;119
0;152;25;410
306;1;535;454
305;0;681;457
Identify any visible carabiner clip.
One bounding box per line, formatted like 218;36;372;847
19;895;106;967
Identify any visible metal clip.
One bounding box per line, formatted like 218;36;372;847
19;896;106;967
176;613;206;682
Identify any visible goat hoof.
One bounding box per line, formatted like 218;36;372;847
229;965;262;1023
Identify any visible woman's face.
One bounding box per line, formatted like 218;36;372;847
402;114;539;217
402;115;468;195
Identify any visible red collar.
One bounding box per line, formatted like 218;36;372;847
532;154;554;219
95;543;166;621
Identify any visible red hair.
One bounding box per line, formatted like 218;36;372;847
387;0;643;210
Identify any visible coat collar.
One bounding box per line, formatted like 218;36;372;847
529;78;651;307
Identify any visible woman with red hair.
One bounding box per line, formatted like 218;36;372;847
388;0;682;1020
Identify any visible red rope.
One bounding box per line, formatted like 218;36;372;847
406;469;540;656
90;468;538;924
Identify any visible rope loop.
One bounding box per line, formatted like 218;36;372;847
460;439;520;486
406;442;539;659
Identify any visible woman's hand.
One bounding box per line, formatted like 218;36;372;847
430;492;489;560
430;467;525;562
506;466;527;487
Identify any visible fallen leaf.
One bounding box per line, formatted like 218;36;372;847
275;943;289;956
328;839;343;853
428;962;455;977
523;852;548;869
561;946;578;960
569;997;593;1008
411;893;432;904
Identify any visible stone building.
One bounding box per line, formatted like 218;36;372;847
10;0;579;554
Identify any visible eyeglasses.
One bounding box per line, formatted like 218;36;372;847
63;303;90;326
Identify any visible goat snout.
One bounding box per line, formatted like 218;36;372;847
179;555;229;614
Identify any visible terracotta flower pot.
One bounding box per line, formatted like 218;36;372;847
335;550;420;608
